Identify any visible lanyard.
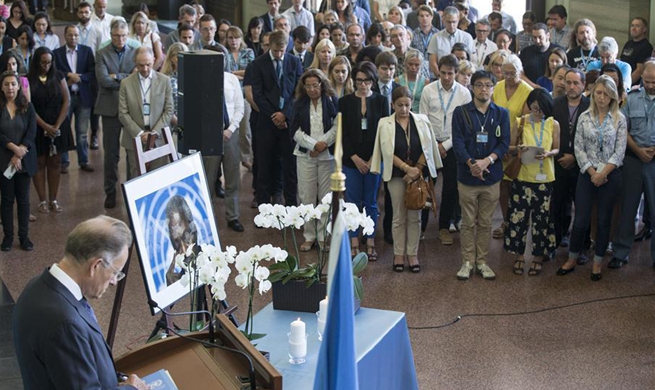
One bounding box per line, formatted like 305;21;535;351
37;34;46;47
421;30;433;50
596;113;609;152
139;77;151;104
402;75;420;103
580;46;594;69
438;83;457;125
475;42;486;68
530;116;545;147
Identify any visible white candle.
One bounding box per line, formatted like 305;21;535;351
289;339;307;357
317;318;326;338
319;297;328;320
290;318;305;343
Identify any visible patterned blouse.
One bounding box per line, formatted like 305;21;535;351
226;48;255;72
574;110;627;174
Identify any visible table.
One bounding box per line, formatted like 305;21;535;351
244;304;419;390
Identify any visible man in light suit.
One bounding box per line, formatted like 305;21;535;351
12;216;147;390
56;25;96;174
95;18;137;209
251;30;303;206
118;46;174;179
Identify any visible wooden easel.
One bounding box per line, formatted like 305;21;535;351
106;127;179;348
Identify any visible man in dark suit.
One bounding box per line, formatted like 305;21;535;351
261;0;280;34
251;30;303;206
95;19;137;209
288;26;314;71
12;216;147;390
56;25;96;174
551;68;590;262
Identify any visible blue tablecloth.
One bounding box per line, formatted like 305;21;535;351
243;303;419;390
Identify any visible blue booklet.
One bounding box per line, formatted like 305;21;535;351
142;369;179;390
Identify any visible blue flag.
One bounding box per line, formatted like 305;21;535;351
313;213;359;390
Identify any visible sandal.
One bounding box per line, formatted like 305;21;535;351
528;261;543;276
37;201;49;214
319;241;330;252
393;256;405;272
366;245;378;262
513;259;525;275
300;241;314;252
408;256;420;273
492;222;507;239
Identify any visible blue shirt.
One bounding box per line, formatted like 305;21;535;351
622;88;655;147
452;101;510;186
586;59;633;91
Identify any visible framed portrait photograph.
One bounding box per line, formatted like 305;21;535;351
122;152;220;315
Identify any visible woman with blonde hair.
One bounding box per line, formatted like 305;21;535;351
485;49;511;82
225;26;254;81
557;75;626;281
309;38;336;75
386;6;406;26
129;11;164;70
328;55;354;98
291;69;339;251
456;59;475;90
395;49;429;112
161;42;189;147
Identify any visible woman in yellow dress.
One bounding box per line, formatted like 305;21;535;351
491;53;533;239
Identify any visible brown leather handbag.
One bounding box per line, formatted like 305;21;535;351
503;116;525;180
405;154;437;216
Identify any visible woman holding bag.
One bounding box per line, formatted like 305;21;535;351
372;86;441;273
504;89;560;276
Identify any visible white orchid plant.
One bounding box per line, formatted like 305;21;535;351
255;194;374;298
176;243;287;341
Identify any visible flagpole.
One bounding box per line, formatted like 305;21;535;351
330;113;346;231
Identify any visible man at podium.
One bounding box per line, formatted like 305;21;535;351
12;216;147;390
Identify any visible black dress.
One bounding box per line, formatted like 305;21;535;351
30;70;71;156
6;20;26;41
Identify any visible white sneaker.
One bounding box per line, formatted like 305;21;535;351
457;262;473;280
449;223;457;233
476;264;496;280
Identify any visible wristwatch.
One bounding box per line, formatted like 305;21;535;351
488;156;494;165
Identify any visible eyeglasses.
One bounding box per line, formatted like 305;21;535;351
473;83;494;89
491;62;503;68
111;33;127;39
502;71;518;77
101;259;126;282
475;29;490;33
304;83;321;90
529;105;542;112
355;78;372;84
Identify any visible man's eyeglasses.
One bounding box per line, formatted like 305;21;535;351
355;78;372;84
101;259;126;282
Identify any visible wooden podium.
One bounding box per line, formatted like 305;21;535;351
115;314;282;389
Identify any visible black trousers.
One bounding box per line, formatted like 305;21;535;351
256;123;297;206
1;172;31;239
551;170;577;246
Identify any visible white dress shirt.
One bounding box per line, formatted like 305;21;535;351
77;22;103;54
471;39;497;69
66;45;79;92
139;71;152;128
49;263;83;300
419;80;472;151
224;72;244;133
282;7;315;37
91;12;114;42
427;29;475;61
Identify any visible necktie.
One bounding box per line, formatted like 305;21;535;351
275;59;282;82
382;85;389;97
223;97;230;130
80;298;98;324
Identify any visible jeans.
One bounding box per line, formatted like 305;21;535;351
344;165;381;238
61;94;92;167
569;170;622;259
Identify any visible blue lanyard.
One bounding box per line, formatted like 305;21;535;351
530;116;545;147
421;30;433;50
595;113;609;152
438;83;457;125
580;46;593;69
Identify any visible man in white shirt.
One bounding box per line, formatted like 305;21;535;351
282;0;314;39
427;6;474;77
420;54;472;244
203;67;245;232
471;19;497;69
91;0;113;43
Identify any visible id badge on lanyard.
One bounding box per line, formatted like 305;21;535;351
361;118;368;130
476;131;488;143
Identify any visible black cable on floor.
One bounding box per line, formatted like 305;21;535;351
408;292;655;330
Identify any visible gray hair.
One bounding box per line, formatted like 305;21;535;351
134;45;154;61
110;18;128;32
597;36;619;56
503;53;524;73
443;6;459;18
179;4;196;18
65;216;133;265
476;19;491;28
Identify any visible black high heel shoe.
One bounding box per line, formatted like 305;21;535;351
556;265;575;275
590;272;602;281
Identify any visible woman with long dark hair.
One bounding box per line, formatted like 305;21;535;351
11;24;34;74
245;17;264;57
32;12;59;51
0;17;16;55
0;69;36;251
28;46;70;215
291;69;339;252
340;61;389;260
6;0;29;41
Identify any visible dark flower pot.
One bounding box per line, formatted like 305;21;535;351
272;280;361;314
272;280;327;313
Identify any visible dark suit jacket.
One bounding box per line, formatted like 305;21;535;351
12;269;135;390
0;103;37;176
94;44;137;117
553;94;590;176
53;44;96;108
372;81;400;113
290;94;339;153
251;52;303;127
261;12;274;33
287;48;314;71
339;92;390;168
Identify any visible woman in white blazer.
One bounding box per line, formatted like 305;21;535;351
372;86;442;273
